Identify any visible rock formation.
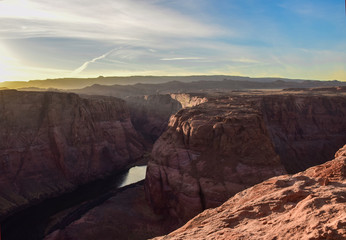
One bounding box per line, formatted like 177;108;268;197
145;96;286;221
126;93;208;143
169;93;208;109
153;145;346;240
145;94;346;221
125;95;182;143
0;90;145;218
262;95;346;173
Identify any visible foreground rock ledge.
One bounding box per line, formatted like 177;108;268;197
153;145;346;240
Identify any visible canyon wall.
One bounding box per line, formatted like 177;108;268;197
0;90;145;218
145;94;346;222
145;96;286;221
262;95;346;173
154;145;346;240
126;93;208;143
126;95;182;143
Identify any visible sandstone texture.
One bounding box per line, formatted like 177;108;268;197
145;96;286;221
170;93;208;109
0;90;145;218
262;95;346;173
154;145;346;240
145;94;346;221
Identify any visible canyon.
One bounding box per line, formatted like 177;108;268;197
145;93;346;222
0;86;345;240
0;90;146;219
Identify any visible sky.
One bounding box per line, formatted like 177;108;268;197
0;0;345;82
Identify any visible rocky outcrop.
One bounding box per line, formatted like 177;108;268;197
145;94;346;222
145;96;287;221
170;93;208;108
154;145;346;240
0;90;145;218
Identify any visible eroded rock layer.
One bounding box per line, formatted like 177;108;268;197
145;96;286;221
126;95;182;143
126;93;208;144
0;90;145;218
145;94;346;221
153;145;346;240
262;95;346;173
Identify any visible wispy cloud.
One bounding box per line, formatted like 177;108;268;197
0;0;225;41
0;0;345;81
72;47;121;75
160;57;205;61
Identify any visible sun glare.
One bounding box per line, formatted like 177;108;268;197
0;43;19;82
0;60;11;82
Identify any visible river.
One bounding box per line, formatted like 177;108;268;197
1;165;147;240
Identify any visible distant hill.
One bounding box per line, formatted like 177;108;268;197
71;79;346;98
0;75;323;90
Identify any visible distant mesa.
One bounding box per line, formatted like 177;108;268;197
1;75;346;91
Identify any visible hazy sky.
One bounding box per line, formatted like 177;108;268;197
0;0;345;82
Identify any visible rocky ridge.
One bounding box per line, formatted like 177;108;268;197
153;145;346;240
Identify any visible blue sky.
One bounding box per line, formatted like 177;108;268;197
0;0;345;81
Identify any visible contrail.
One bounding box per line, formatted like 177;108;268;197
71;47;121;75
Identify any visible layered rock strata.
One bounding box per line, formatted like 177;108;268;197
145;94;346;221
0;90;145;218
154;145;346;240
125;95;182;143
126;93;208;143
145;96;286;221
262;95;346;173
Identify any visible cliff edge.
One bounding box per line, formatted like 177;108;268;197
154;145;346;240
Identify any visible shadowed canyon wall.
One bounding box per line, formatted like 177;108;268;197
0;90;145;218
126;93;208;143
262;95;346;173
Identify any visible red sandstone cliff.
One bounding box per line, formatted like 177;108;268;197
145;96;286;221
145;94;346;222
0;90;145;218
262;95;346;173
153;145;346;240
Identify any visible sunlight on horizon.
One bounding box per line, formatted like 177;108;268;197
0;0;345;82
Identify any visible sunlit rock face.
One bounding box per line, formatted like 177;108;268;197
153;145;346;240
0;90;145;218
145;94;346;222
